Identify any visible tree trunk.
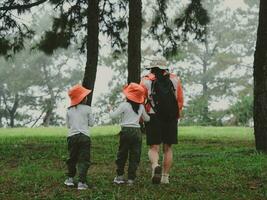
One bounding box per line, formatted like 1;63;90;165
42;64;55;127
0;94;3;127
9;94;19;128
253;0;267;153
201;30;210;124
202;59;209;123
82;0;99;106
0;85;4;127
127;0;142;84
42;104;53;127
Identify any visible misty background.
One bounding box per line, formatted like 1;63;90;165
0;0;258;127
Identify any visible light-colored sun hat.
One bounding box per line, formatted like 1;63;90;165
145;58;168;70
68;84;91;106
123;83;145;104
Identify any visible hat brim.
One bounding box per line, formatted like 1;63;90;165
70;89;91;106
145;66;168;70
123;89;144;104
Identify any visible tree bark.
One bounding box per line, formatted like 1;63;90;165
201;29;210;124
0;91;3;127
41;64;55;127
202;58;209;123
253;0;267;153
9;94;19;128
0;0;48;11
82;0;99;106
127;0;142;84
42;107;53;127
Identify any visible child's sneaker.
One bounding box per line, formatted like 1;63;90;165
113;175;125;184
77;182;88;190
161;174;170;184
152;165;162;184
64;177;74;186
127;179;134;185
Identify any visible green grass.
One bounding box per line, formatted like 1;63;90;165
0;126;120;138
0;126;266;200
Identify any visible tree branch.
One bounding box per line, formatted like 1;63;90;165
0;0;15;18
31;109;45;127
0;0;48;11
2;92;11;113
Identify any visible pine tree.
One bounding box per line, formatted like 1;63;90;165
253;0;267;152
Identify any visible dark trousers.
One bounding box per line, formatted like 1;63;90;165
116;127;142;180
66;133;91;183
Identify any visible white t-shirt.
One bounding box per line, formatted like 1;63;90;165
110;102;150;128
66;104;94;137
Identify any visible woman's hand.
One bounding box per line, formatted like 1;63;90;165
107;104;112;112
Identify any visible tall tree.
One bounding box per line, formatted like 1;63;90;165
1;0;208;107
253;0;267;152
38;0;101;106
0;52;39;127
95;0;209;125
0;48;82;127
0;0;41;56
127;0;142;84
0;0;129;105
82;0;100;105
176;0;258;126
149;0;209;57
126;0;209;84
32;52;70;127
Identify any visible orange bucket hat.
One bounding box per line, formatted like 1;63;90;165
68;84;91;106
123;83;145;104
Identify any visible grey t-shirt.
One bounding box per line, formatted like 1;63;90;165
66;104;94;137
110;102;150;127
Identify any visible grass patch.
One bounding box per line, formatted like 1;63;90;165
0;126;266;200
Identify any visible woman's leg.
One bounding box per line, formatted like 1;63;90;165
162;144;173;174
148;144;162;184
161;144;173;183
148;144;160;169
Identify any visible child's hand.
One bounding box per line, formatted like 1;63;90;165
107;104;112;111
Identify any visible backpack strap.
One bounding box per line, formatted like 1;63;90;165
146;98;156;113
146;79;157;113
171;81;176;97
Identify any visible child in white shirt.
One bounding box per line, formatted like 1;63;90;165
110;83;150;185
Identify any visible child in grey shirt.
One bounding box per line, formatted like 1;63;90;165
110;83;150;185
64;84;94;190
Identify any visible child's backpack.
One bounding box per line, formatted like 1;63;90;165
150;74;179;121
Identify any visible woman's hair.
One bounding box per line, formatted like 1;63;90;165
151;67;169;81
127;99;140;114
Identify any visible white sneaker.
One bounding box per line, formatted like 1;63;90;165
113;175;125;184
64;177;74;186
77;182;88;190
161;174;170;184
